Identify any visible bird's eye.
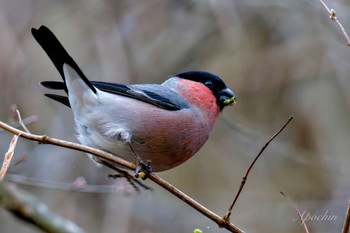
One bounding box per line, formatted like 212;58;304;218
204;81;214;88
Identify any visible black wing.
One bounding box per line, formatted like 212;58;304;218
40;81;186;111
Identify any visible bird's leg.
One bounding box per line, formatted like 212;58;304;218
128;143;152;180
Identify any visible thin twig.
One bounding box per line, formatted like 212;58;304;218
15;109;31;133
0;134;20;181
318;0;350;46
223;117;293;221
280;191;310;233
342;200;350;233
0;120;244;233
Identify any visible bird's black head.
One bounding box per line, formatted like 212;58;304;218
176;71;236;110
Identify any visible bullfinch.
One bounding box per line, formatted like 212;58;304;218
31;25;236;173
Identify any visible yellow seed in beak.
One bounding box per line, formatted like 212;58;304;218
224;97;236;106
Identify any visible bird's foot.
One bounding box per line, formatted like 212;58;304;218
100;160;152;191
134;160;152;180
128;143;152;179
108;171;151;191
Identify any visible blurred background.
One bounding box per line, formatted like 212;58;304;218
1;0;350;232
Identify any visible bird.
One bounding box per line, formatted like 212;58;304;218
32;25;236;173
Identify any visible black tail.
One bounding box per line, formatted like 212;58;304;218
32;26;96;94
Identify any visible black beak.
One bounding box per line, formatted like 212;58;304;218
219;87;236;107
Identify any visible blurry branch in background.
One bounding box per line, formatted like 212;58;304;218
223;117;293;222
0;108;86;233
0;182;85;233
280;191;310;233
0;106;34;180
15;108;31;133
0;135;19;181
0;104;38;133
0;120;245;233
4;174;138;194
342;200;350;233
318;0;350;46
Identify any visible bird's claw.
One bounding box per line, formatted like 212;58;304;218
134;160;152;180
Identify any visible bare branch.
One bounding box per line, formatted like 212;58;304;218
342;200;350;233
0;182;85;233
280;191;310;233
0;134;20;181
223;117;293;221
0;120;244;233
0;120;136;169
318;0;350;46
